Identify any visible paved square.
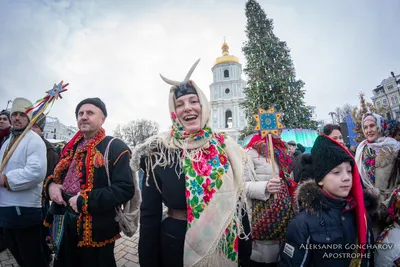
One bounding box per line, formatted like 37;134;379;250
0;232;140;267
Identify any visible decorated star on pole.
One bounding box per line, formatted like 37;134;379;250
25;81;69;118
1;80;69;173
253;106;284;138
46;81;68;99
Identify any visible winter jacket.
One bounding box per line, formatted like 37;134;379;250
41;137;59;208
278;180;377;267
42;137;59;179
375;222;400;267
0;130;47;208
244;148;281;264
0;130;47;228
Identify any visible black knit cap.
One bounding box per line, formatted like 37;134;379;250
75;98;107;118
311;135;354;183
0;110;11;123
174;83;198;99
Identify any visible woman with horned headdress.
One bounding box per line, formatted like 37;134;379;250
132;59;252;267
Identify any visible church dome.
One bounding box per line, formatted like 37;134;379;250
213;41;240;67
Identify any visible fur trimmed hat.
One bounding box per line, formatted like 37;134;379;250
75;98;107;118
311;135;354;183
10;98;33;121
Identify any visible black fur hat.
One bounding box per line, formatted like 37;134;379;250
311;135;353;183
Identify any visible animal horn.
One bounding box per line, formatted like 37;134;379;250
159;73;181;86
183;58;201;83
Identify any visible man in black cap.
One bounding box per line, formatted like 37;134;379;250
44;98;135;267
0;110;11;150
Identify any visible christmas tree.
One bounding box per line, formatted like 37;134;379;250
352;92;382;143
241;0;316;137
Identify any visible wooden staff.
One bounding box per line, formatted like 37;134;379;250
268;133;278;199
0;108;45;173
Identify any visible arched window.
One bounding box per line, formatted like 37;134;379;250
224;69;229;78
225;110;233;128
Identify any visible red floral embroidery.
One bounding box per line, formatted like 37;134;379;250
187;203;194;223
171;112;177;120
215;133;225;145
204;145;218;160
186;189;191;198
219;154;227;165
234;236;239;252
192;158;212;176
202;178;216;204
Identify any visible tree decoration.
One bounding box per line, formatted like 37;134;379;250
241;0;316;138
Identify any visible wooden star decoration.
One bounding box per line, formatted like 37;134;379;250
253;107;284;138
46;80;69;100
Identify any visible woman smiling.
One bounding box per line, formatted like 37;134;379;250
132;59;252;267
355;113;400;235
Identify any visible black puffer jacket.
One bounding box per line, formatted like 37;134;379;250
278;180;378;267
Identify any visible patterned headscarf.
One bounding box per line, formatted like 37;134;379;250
377;187;400;243
362;113;386;137
245;134;294;178
387;187;400;224
385;120;400;139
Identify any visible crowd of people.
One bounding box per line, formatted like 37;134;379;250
0;59;399;267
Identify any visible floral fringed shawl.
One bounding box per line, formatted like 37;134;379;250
132;80;251;267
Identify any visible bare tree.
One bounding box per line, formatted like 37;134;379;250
342;104;355;117
328;112;337;124
317;120;325;127
334;107;344;123
122;119;159;147
333;104;356;123
113;124;123;140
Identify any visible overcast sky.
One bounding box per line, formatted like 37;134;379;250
1;0;399;134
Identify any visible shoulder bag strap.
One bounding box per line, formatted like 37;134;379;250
104;137;116;186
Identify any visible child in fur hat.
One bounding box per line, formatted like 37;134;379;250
375;187;400;267
278;135;376;267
